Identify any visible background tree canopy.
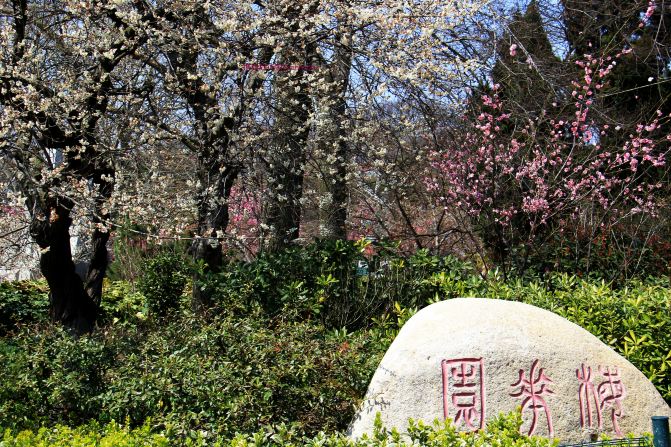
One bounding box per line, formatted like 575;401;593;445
0;0;669;331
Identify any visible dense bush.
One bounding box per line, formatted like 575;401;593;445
99;311;384;440
98;280;147;327
0;244;669;444
0;304;387;441
202;241;468;329
0;280;49;334
0;325;115;428
205;240;670;403
137;252;189;318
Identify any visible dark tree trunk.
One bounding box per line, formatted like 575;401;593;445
138;4;273;308
264;60;311;250
3;0;140;334
167;46;231;310
265;156;307;251
27;164;114;333
83;167;114;307
264;84;311;251
322;158;348;240
31;202;98;334
190;237;223;311
83;228;110;307
161;30;261;309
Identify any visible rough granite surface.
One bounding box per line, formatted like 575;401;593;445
348;298;671;442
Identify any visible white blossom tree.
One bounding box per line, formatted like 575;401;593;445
0;0;147;332
1;0;495;326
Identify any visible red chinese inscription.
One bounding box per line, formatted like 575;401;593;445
510;359;555;437
441;358;486;430
576;363;627;436
577;363;602;430
598;366;626;436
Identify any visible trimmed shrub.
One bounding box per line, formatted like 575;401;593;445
0;421;168;447
0;305;387;441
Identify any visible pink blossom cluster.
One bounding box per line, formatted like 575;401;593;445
1;205;21;217
226;184;261;254
645;1;656;20
427;51;670;236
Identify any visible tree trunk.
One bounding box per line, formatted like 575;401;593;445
319;32;352;240
263;7;318;251
189;164;238;310
83;228;110;307
31;201;98;334
264;81;311;251
83;168;114;307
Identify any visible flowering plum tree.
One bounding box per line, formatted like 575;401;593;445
258;0;493;250
0;0;148;332
0;0;492;318
428;45;670;275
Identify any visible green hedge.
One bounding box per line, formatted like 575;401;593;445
1;421;168;447
0;280;49;335
0;412;556;447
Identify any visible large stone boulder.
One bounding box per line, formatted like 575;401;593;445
349;298;670;442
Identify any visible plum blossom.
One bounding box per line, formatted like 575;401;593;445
509;43;518;57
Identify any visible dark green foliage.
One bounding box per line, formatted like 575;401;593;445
0;301;386;442
98;311;383;440
561;0;671;113
0;326;113;428
534;224;671;282
0;280;49;335
202;240;467;330
137;252;189;318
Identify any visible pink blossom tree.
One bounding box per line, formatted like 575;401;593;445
428;48;670;276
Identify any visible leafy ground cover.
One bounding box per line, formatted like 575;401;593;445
0;412;556;447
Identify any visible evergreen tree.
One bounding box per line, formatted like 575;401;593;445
492;0;562;115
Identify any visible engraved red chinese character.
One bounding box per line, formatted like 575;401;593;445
577;363;602;430
441;358;486;430
510;359;555;437
598;366;626;437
